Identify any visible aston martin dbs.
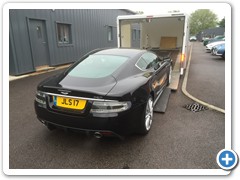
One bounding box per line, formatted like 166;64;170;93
34;48;172;138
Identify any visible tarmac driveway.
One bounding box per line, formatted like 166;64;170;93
9;43;225;170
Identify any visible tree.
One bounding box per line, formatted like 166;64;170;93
218;17;225;27
189;9;218;35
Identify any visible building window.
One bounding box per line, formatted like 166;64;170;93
107;26;113;41
132;29;137;41
57;23;72;44
138;30;141;39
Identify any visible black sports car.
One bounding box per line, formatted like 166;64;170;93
35;48;172;138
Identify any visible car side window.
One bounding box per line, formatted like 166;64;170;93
136;52;159;70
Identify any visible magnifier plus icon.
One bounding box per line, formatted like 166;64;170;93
221;153;233;166
217;149;238;170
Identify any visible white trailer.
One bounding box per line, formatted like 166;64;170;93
117;13;190;75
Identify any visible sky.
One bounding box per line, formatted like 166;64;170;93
130;4;225;21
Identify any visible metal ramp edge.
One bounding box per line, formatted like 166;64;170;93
153;87;171;113
168;54;181;91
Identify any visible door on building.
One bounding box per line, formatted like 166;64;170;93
29;19;50;68
120;24;131;48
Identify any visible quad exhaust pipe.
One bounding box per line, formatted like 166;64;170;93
94;132;103;139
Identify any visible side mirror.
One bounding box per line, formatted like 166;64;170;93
154;63;160;70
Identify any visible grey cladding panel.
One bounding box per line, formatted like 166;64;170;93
9;9;137;75
9;10;35;74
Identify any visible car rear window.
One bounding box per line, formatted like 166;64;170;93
68;55;129;78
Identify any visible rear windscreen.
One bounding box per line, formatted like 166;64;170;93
68;55;129;78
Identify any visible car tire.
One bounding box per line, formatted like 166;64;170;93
167;65;172;86
138;96;154;135
211;49;214;55
47;123;56;131
222;52;225;59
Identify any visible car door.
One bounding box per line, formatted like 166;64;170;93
140;52;167;97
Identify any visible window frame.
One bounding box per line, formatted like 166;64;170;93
132;29;137;41
55;21;73;46
135;52;160;71
138;30;141;40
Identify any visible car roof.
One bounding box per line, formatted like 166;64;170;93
208;40;225;46
94;48;147;58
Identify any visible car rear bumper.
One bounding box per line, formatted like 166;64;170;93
35;101;145;137
205;47;211;51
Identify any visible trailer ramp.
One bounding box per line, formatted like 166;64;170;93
153;87;171;113
150;48;181;91
168;53;181;90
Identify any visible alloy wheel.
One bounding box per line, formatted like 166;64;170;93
145;97;153;131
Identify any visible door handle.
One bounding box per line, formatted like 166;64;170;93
42;42;46;44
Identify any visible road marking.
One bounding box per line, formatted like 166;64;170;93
182;44;225;114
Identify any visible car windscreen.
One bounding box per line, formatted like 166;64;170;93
67;54;129;78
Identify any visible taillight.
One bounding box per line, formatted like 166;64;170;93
181;54;185;62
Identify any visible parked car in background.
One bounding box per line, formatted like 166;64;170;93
206;40;225;52
201;37;209;42
203;35;225;46
34;48;172;138
189;36;197;41
207;37;225;45
211;43;225;58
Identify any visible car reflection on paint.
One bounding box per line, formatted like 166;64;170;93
34;48;172;139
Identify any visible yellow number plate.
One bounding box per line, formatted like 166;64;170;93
54;96;86;110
